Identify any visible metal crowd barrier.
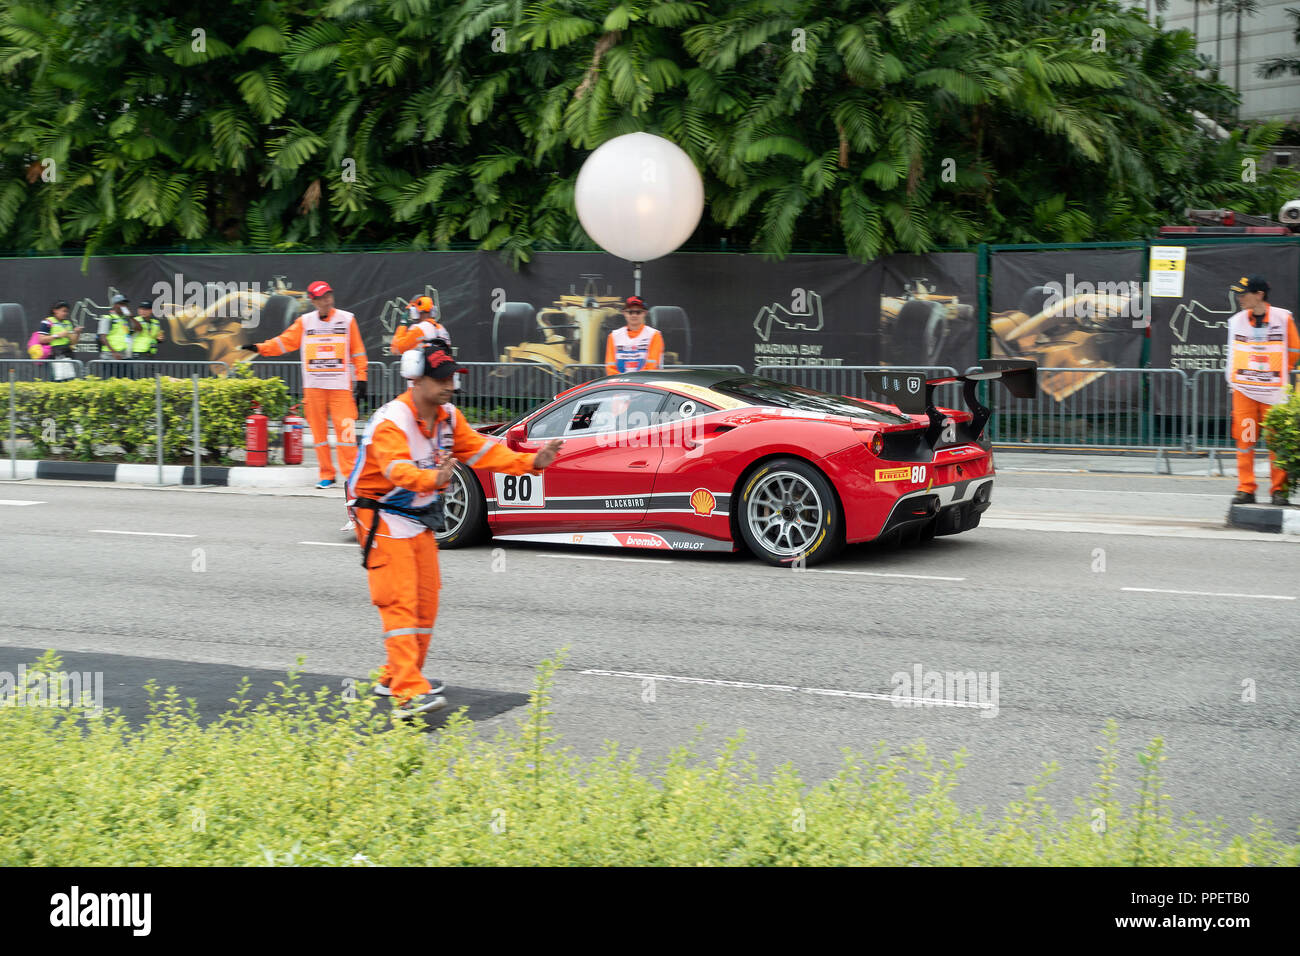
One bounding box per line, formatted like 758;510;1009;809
0;357;88;382
87;359;230;379
1190;367;1300;454
666;364;747;374
977;366;1189;452
241;359;303;396
754;364;965;410
456;362;568;421
558;362;747;385
752;363;1196;455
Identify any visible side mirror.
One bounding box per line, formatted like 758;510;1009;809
507;424;528;445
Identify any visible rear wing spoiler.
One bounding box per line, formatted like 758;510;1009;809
866;359;1037;445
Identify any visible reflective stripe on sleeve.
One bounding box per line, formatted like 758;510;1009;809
464;439;497;467
383;459;415;479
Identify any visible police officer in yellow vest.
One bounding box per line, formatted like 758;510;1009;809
36;301;82;381
103;294;140;361
1227;274;1300;506
132;299;163;357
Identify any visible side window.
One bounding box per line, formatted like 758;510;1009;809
527;398;582;439
578;390;666;435
530;389;667;438
659;393;717;422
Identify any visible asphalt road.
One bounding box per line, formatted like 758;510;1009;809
1;466;1296;838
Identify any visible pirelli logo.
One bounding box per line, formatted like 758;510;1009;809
875;465;928;483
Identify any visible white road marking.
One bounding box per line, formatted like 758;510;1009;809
300;541;355;547
580;669;993;711
89;529;194;538
981;515;1300;542
1017;488;1223;498
1121;587;1295;601
806;569;966;582
0;499;44;506
535;553;672;564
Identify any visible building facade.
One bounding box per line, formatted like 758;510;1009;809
1139;0;1300;123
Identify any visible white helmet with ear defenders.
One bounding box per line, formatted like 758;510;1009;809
400;340;464;389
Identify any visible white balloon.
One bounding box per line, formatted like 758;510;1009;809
574;133;704;262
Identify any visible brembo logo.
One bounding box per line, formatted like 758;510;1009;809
615;533;669;549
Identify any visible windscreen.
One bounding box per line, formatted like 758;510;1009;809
711;377;914;425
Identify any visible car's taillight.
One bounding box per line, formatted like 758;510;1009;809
869;432;884;456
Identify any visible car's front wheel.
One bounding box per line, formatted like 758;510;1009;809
436;461;489;548
736;457;844;566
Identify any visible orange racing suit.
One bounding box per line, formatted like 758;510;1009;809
251;309;369;482
391;319;451;354
345;390;540;701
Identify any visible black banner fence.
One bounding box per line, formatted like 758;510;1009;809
1;239;1296;450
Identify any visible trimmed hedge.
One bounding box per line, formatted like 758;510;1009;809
5;365;290;463
0;651;1294;867
1264;386;1300;494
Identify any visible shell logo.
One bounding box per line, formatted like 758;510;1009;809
690;488;716;516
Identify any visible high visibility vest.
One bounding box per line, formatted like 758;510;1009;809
1227;306;1294;405
609;325;661;372
132;316;161;354
411;319;450;347
347;398;457;538
301;309;358;389
44;317;73;348
105;315;133;354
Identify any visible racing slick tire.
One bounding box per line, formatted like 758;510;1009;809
648;305;692;364
1017;285;1053;320
257;293;301;332
893;299;933;359
493;302;536;357
0;302;27;341
736;457;844;567
435;460;489;548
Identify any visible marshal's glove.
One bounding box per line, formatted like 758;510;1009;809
353;379;367;406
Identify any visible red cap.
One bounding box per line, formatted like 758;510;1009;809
624;296;647;311
306;281;332;298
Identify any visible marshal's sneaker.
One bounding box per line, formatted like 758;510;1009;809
317;478;336;489
1231;491;1255;505
1271;492;1291;507
373;677;445;697
392;692;448;720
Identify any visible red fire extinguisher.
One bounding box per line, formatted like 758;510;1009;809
245;402;268;467
282;404;306;465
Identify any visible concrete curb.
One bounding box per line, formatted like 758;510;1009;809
1226;503;1300;535
0;459;319;488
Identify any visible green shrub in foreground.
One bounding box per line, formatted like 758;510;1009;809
0;651;1294;866
1264;386;1300;495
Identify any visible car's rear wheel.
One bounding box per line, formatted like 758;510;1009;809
736;457;844;566
436;461;488;548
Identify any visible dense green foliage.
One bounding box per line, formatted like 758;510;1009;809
0;650;1296;866
1264;385;1300;494
0;0;1296;265
8;368;290;461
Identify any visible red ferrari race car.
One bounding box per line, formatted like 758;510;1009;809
436;362;1036;566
